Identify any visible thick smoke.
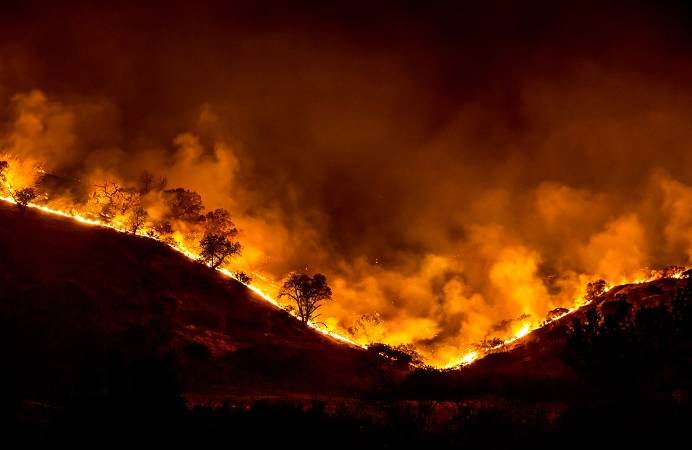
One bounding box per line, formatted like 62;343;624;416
3;1;692;364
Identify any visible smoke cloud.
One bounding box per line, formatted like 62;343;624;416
3;1;692;363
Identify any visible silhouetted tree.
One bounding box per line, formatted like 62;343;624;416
278;273;332;324
90;180;127;222
126;206;149;234
367;343;422;366
546;307;570;321
476;337;505;351
234;271;252;284
204;208;238;238
585;279;607;301
149;220;174;242
562;286;692;406
10;187;37;214
197;208;241;268
199;234;241;269
118;190;142;214
138;171;167;195
163;188;204;222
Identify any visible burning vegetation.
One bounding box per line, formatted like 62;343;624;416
5;2;692;370
2;2;692;444
1;153;691;367
0;155;362;349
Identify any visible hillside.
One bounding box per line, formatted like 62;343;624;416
0;202;386;407
468;276;687;376
2;200;690;446
403;275;692;403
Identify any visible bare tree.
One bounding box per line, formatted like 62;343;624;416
138;171;167;195
10;187;37;214
118;190;142;214
126;206;149;234
199;234;241;268
278;273;332;324
91;180;125;222
138;171;154;194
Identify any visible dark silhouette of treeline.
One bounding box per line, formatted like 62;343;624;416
2;281;690;448
1;203;690;447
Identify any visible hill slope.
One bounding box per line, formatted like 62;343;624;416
402;275;691;401
0;202;383;405
469;276;687;376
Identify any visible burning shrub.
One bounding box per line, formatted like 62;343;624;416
89;180;127;222
126;205;149;234
585;279;607;301
367;343;421;366
10;187;37;214
150;220;175;243
546;307;570;322
652;265;686;279
234;271;252;284
475;337;505;351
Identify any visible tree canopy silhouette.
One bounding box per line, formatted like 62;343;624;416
126;205;149;234
585;279;607;301
163;188;204;222
278;273;332;324
10;187;37;214
199;234;241;269
198;208;241;269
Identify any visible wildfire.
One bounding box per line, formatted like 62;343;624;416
437;266;690;369
0;194;361;348
1;188;687;369
448;351;478;368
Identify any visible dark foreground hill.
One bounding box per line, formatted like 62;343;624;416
1;201;691;447
0;202;390;405
402;276;692;396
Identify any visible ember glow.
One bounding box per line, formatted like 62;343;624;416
4;1;692;368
